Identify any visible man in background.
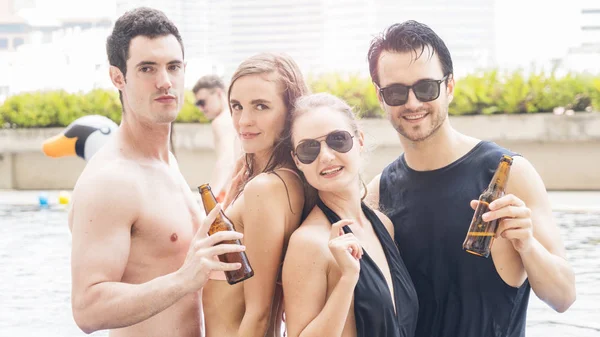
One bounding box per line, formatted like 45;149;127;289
192;75;237;202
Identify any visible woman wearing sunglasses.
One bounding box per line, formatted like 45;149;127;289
202;53;309;337
282;93;418;337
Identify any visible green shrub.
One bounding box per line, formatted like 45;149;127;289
176;91;209;123
450;69;598;115
0;89;207;128
309;73;383;118
592;79;600;112
451;70;502;115
527;70;558;113
1;69;598;128
497;70;535;114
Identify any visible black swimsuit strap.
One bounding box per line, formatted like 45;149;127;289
317;198;353;234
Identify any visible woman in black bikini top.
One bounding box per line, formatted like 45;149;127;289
282;93;418;337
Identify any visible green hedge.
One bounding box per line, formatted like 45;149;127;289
1;70;599;128
309;70;600;117
0;89;208;128
451;70;600;115
308;73;382;118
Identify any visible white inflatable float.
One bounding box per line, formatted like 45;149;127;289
42;115;117;161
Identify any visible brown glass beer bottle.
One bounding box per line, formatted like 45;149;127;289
198;183;254;284
462;155;513;258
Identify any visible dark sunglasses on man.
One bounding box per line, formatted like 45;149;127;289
294;130;355;164
194;99;206;108
378;75;449;106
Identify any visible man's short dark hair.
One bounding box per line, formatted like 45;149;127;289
192;75;225;94
367;20;453;86
106;7;184;77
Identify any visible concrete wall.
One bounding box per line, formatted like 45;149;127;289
1;112;599;190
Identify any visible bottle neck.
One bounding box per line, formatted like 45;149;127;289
199;185;218;213
487;161;511;196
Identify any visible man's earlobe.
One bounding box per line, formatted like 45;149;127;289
374;84;382;101
446;75;455;97
374;84;386;110
109;66;125;90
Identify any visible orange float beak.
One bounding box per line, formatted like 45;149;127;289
42;134;78;158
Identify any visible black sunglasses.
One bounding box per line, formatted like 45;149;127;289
294;130;354;164
194;99;206;108
379;75;449;106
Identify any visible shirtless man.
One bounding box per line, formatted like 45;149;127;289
192;75;237;202
69;7;244;336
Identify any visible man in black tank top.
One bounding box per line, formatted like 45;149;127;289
364;21;576;337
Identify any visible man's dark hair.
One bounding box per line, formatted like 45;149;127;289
192;75;225;94
367;20;453;86
107;7;184;104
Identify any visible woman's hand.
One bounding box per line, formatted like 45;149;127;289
328;219;363;279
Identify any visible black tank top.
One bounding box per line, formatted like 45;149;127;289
379;141;531;337
317;199;418;337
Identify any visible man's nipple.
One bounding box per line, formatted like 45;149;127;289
170;233;178;242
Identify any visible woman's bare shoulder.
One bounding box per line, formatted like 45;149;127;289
245;170;302;196
288;209;331;251
244;170;304;213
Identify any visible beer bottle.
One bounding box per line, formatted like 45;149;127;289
198;183;254;284
462;155;513;258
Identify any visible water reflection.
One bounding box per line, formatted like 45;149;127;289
0;205;598;337
526;212;600;337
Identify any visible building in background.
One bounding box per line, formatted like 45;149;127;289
562;2;600;73
225;0;376;76
114;0;374;80
214;0;328;76
195;0;496;78
116;0;207;60
114;0;370;80
2;0;596;102
0;0;113;100
580;9;600;46
0;0;27;101
374;0;496;78
7;20;113;94
321;0;376;74
0;0;31;52
115;0;222;86
0;0;112;102
0;0;504;100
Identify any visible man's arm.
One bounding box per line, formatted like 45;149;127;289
365;173;381;210
480;156;576;313
211;120;236;197
374;209;394;239
70;170;244;333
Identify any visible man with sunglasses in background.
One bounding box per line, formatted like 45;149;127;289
365;20;575;337
192;75;236;202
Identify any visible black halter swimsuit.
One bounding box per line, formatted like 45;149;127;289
317;199;418;337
